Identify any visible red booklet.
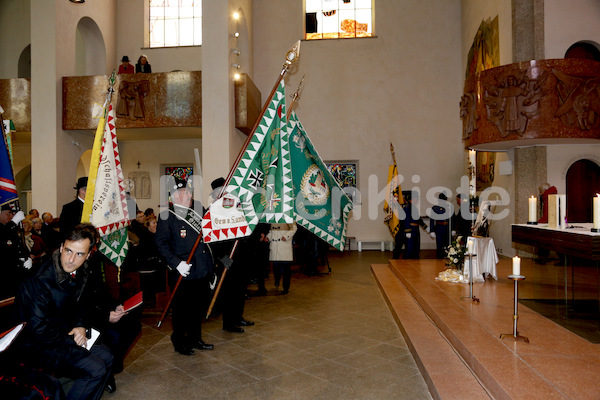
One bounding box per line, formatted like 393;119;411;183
123;291;143;312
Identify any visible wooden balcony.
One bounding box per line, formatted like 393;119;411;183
461;59;600;150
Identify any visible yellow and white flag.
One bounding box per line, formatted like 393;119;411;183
82;104;130;266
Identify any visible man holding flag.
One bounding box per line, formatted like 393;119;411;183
155;176;215;355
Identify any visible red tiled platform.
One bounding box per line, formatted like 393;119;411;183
372;257;600;400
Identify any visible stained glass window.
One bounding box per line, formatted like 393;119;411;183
305;0;372;40
149;0;202;48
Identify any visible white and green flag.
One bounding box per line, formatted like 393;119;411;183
287;111;353;251
224;81;294;231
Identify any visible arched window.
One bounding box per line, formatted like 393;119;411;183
149;0;202;48
305;0;373;40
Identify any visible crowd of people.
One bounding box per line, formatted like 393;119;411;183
0;175;328;399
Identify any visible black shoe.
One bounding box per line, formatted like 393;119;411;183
281;289;289;295
238;318;255;326
224;325;244;333
193;340;214;351
105;374;116;393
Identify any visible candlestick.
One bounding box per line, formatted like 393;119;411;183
512;256;521;276
593;194;600;232
528;196;537;224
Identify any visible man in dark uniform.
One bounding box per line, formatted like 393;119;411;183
430;193;451;259
59;177;87;238
208;177;254;333
451;193;473;243
15;223;114;400
155;176;215;355
402;191;430;259
0;203;30;298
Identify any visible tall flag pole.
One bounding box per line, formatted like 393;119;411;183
0;105;18;207
157;41;302;327
384;143;403;239
81;72;130;268
198;41;301;320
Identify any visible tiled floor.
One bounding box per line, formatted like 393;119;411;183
105;251;433;400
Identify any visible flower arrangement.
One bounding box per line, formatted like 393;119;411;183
445;236;467;272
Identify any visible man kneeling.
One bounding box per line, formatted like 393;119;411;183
15;223;113;400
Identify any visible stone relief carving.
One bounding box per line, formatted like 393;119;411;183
127;171;151;199
553;69;600;130
483;69;547;137
117;80;150;120
460;92;479;139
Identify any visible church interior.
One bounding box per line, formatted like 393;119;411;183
1;0;600;398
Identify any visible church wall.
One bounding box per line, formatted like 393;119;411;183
116;0;203;74
0;0;31;79
119;138;202;213
544;0;600;59
252;0;464;245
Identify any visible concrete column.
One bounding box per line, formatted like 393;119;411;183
30;0;109;215
514;146;547;223
512;0;545;62
31;0;61;215
201;0;236;203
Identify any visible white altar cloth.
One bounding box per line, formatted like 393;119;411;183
463;236;498;282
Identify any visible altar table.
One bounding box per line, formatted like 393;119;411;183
463;236;498;282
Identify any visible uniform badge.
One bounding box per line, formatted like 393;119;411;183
180;229;187;238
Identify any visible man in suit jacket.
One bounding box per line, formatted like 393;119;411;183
155;176;215;355
59;177;87;238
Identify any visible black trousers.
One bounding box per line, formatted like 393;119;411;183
221;265;247;328
30;342;113;400
169;275;210;348
273;261;292;291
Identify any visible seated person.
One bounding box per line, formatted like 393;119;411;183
14;223;114;400
82;251;142;392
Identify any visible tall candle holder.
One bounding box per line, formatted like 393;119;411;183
461;251;479;303
500;275;529;343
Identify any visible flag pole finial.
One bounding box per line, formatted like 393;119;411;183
287;75;305;120
281;40;301;76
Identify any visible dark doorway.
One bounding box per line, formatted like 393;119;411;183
566;159;600;222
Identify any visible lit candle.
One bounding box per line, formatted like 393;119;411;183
467;237;475;254
594;194;600;230
528;196;537;223
512;256;521;276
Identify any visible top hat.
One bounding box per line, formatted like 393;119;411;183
1;203;15;212
211;177;225;190
173;176;192;191
121;56;130;62
74;177;88;190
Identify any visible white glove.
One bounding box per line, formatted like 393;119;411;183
451;230;456;237
21;258;33;270
176;261;192;277
12;211;25;224
406;233;412;239
430;232;436;239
